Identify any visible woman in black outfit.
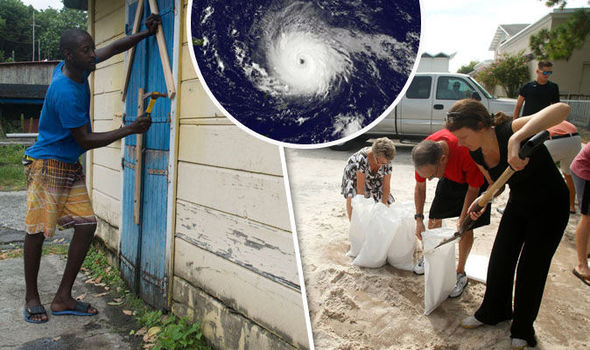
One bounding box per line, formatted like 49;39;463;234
444;99;571;349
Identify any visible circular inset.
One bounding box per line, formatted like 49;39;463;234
188;0;421;147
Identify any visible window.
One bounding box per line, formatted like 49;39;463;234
436;77;477;100
405;76;431;99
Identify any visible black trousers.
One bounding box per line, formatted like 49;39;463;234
429;177;491;229
474;192;568;346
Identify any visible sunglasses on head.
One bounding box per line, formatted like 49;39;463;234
542;71;552;75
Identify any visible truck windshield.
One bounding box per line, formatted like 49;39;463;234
468;77;494;99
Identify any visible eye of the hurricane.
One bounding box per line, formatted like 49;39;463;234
191;0;421;145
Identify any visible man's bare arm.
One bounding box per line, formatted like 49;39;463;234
95;14;160;63
70;116;151;151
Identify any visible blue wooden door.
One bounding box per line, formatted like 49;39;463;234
121;0;174;310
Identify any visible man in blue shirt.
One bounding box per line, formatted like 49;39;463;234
22;14;160;323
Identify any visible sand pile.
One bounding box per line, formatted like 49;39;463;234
286;146;590;350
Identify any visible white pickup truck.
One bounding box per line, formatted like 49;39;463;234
368;72;517;138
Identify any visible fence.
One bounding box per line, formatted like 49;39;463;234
564;100;590;129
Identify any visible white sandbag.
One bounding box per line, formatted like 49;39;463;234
352;202;396;268
423;227;456;315
386;201;416;271
347;195;375;257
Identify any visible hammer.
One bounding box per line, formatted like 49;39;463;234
133;89;166;225
143;91;167;117
430;130;550;251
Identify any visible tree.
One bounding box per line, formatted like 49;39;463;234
36;7;87;60
457;61;479;74
542;0;589;8
530;1;590;60
0;0;35;62
0;0;86;62
481;52;530;98
474;67;499;94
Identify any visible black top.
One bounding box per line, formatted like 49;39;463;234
519;81;560;116
469;121;566;203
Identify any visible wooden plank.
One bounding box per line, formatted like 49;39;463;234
92;189;121;229
181;43;197;81
121;0;144;102
92;164;121;200
176;199;298;285
93;119;123;134
173;239;308;348
93;91;123;120
179;118;232;126
94;0;123;22
148;0;176;99
95;218;121;255
93;146;121;171
176;162;290;231
94;62;124;94
172;277;306;350
178;125;282;175
94;9;125;45
134;88;145;225
95;37;125;69
179;79;224;118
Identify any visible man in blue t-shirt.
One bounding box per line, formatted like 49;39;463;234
22;15;160;323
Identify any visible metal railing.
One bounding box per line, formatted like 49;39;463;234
564;100;590;129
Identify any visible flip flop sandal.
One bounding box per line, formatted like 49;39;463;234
51;301;98;316
572;268;590;286
23;304;48;324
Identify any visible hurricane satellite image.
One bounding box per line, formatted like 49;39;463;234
189;0;421;146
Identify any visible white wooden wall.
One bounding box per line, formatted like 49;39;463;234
90;0;126;253
171;1;308;348
89;1;309;349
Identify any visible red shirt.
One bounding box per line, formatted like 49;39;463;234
547;120;577;137
415;129;484;187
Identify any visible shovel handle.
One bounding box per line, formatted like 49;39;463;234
476;166;515;208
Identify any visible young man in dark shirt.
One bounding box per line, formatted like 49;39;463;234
513;60;560;119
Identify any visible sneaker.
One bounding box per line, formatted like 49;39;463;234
511;338;528;350
459;316;484;329
449;272;468;298
413;257;424;275
496;207;505;215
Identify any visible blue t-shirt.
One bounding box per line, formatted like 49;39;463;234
26;61;91;163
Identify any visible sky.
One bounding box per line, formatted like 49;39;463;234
21;0;589;72
420;0;590;72
22;0;62;10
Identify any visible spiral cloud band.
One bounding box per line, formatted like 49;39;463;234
192;0;421;145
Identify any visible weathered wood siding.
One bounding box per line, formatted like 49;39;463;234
90;0;125;254
172;1;308;348
88;1;309;348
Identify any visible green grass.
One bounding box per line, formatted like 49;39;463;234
82;246;211;350
0;145;26;191
0;243;69;260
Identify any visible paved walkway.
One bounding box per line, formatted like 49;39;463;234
0;255;142;349
0;192;142;349
0;191;72;249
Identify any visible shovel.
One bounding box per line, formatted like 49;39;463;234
429;130;550;251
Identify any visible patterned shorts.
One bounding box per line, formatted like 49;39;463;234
24;157;97;237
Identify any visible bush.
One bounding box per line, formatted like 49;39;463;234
478;52;530;98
